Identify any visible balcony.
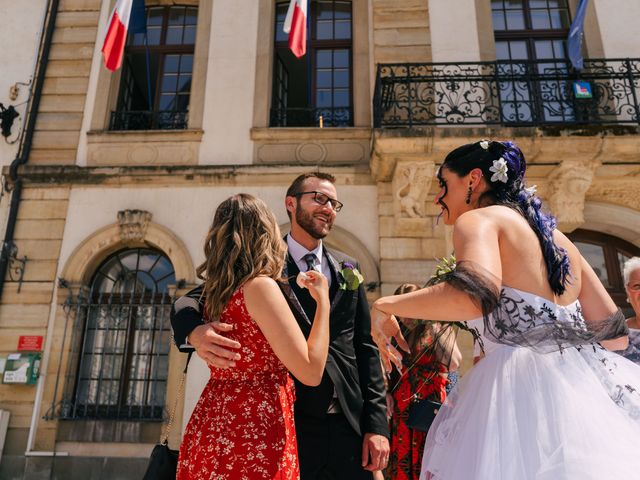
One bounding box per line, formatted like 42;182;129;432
109;110;189;131
373;58;640;128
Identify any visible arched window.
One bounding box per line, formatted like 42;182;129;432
111;5;198;130
271;0;353;127
568;229;640;314
63;248;175;420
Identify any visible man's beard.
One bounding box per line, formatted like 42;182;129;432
295;206;333;239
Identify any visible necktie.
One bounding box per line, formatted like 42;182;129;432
302;253;318;272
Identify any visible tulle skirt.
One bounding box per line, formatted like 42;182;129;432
421;344;640;480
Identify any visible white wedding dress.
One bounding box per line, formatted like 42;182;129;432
421;287;640;480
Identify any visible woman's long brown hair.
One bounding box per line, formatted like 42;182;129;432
196;194;287;321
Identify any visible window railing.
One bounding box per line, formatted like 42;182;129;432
109;110;189;131
270;107;353;127
373;58;640;128
44;287;174;422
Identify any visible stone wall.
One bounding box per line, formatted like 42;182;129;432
0;187;69;476
372;0;431;64
30;0;100;166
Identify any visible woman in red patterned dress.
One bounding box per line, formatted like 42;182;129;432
177;194;330;480
386;284;460;480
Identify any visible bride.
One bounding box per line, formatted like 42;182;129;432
371;140;640;479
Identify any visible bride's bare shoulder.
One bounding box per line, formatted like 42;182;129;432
453;209;501;244
455;205;516;227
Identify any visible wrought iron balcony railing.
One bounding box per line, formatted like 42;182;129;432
373;58;640;128
270;107;353;127
109;110;188;131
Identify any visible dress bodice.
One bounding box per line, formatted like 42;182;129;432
179;287;298;480
466;286;586;356
207;288;288;382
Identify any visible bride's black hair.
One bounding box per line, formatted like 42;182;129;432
441;140;571;295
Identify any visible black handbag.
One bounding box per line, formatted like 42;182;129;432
389;323;454;434
143;352;192;480
406;398;441;433
142;441;179;480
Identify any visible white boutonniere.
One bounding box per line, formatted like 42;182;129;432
339;261;364;291
489;157;509;183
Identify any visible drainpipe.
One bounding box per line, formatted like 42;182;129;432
1;0;68;460
0;0;60;302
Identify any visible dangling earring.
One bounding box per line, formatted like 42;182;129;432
465;185;473;204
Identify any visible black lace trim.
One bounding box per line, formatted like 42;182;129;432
444;262;629;353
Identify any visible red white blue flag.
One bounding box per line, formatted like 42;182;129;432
283;0;308;58
102;0;134;71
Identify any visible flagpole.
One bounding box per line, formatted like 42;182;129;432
144;32;153;112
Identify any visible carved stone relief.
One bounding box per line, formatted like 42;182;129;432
393;160;434;218
255;141;367;164
86;131;202;166
390;160;435;237
548;161;597;232
296;142;328;163
118;209;152;243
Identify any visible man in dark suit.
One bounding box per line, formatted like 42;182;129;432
171;173;390;478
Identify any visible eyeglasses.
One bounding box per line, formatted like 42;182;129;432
293;191;344;212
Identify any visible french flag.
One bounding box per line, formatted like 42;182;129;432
102;0;134;71
283;0;307;58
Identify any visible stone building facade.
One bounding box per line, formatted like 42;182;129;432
0;0;639;478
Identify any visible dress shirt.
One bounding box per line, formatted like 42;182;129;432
286;234;332;288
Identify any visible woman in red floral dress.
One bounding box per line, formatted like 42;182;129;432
177;194;330;480
386;284;460;480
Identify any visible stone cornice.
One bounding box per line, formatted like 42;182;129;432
250;127;371;141
5;164;375;187
86;129;205;143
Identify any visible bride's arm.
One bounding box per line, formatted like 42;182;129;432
371;212;502;371
373;211;502;322
374;282;480;322
578;255;628;351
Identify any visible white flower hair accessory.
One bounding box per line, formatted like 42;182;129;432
479;140;490;150
524;185;537;195
489;157;509;183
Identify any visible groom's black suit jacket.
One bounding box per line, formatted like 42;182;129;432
170;245;389;439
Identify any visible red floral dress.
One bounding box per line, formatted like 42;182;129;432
177;288;298;480
388;349;448;480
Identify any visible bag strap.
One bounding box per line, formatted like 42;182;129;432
389;323;456;397
161;351;193;445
